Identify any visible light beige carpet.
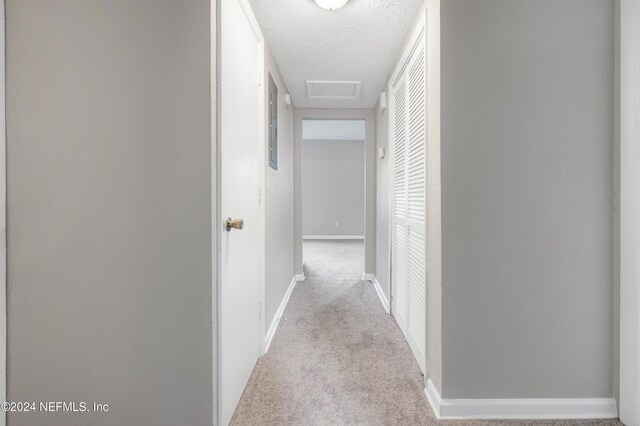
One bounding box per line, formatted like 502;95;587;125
230;240;621;426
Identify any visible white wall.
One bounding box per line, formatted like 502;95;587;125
6;1;214;425
264;46;296;328
620;0;640;423
302;139;365;237
440;0;614;399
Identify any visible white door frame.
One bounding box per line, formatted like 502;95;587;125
212;0;218;424
1;1;6;425
619;0;640;424
293;109;375;278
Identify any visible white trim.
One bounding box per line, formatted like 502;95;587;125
257;68;267;357
294;273;306;282
424;380;442;417
425;379;617;420
303;235;365;240
361;273;375;282
390;10;427;87
0;1;6;424
237;0;263;42
214;0;221;423
256;34;267;357
620;0;640;424
372;276;390;314
263;276;297;354
362;274;391;314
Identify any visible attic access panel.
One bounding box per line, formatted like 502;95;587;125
306;80;362;100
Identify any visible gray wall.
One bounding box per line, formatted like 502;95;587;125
265;47;295;327
441;0;614;398
375;93;390;300
302;139;365;237
6;1;214;425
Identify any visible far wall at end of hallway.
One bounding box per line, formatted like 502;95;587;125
302;139;365;237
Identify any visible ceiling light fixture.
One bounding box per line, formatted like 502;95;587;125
314;0;349;11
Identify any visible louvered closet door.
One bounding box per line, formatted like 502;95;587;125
392;76;409;330
391;30;427;374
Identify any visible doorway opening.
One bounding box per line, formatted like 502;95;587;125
301;119;366;279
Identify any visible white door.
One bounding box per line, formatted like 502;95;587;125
390;27;427;374
220;0;263;424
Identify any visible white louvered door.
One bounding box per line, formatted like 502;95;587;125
392;76;409;330
390;26;427;374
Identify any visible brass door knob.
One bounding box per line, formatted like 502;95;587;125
225;218;244;231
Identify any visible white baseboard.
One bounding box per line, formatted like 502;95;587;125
371;276;390;314
425;379;617;420
361;273;375;282
303;235;365;240
264;276;298;354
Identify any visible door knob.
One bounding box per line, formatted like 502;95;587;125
225;218;244;231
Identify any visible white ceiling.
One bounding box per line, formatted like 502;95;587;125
248;0;424;109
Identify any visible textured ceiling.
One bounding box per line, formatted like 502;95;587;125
248;0;424;109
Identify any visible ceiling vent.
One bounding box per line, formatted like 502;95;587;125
306;80;362;100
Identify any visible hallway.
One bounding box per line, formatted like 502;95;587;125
231;240;434;424
231;240;624;426
2;1;638;425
